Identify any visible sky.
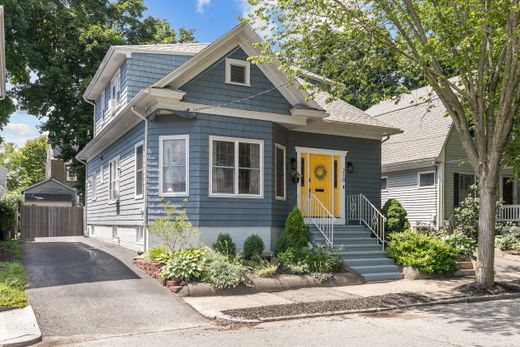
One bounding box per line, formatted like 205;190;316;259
0;0;250;148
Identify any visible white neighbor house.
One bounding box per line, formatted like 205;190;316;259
366;85;520;229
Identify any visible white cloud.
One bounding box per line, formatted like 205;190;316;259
235;0;276;39
195;0;212;13
5;123;32;136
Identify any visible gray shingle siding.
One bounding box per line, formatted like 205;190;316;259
180;48;292;115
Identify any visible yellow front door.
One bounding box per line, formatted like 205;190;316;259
309;154;333;214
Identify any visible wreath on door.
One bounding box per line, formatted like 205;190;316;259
314;164;328;181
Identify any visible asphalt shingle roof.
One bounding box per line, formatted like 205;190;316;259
113;43;210;55
366;86;453;166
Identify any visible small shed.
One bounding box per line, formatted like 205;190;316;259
23;178;77;207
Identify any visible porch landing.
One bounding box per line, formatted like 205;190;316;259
308;224;404;282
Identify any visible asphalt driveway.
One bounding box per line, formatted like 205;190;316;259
22;237;208;338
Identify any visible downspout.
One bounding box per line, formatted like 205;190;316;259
75;157;87;235
131;106;149;252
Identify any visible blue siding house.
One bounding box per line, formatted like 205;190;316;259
78;23;401;279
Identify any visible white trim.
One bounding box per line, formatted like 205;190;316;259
209;135;264;199
108;155;120;204
99;164;104;183
295;146;348;157
65;163;77;182
225;58;250;86
381;176;388;192
134;141;144;199
274;143;286;201
417;170;436;188
159;135;189;197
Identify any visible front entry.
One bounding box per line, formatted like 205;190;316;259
297;148;347;222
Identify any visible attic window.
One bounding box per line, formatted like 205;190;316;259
225;58;250;86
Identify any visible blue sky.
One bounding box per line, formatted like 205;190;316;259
0;0;248;147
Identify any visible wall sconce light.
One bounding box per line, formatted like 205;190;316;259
347;162;354;174
290;158;301;183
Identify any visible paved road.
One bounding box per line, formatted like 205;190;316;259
39;298;520;346
22;237;208;338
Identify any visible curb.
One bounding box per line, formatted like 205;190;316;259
212;292;520;324
0;305;42;347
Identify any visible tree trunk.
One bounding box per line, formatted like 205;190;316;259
476;175;498;288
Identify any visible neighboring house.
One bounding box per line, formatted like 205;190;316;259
77;23;401;281
23;146;78;206
366;85;520;229
0;166;6;197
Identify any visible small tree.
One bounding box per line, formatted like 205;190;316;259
147;200;197;252
276;207;308;254
382;199;410;234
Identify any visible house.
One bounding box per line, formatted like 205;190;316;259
23;146;78;206
366;85;520;229
77;23;404;280
0;166;6;197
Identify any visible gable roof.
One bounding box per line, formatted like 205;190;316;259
366;85;453;169
23;178;77;194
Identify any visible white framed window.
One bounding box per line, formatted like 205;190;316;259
90;174;97;201
103;86;110;119
99;164;104;183
159;135;189;197
98;90;105;123
209;136;263;198
109;156;120;203
225;58;250;86
136;226;144;243
108;69;121;113
134;142;144;199
66;163;77;181
381;176;388;191
418;171;435;188
275;144;286;200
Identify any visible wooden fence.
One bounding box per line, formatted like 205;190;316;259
20;205;84;240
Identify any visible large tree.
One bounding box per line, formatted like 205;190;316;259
248;0;520;288
0;0;195;194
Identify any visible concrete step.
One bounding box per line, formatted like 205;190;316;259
309;237;377;245
340;244;384;252
338;250;389;259
344;257;396;267
349;264;401;274
309;231;374;239
362;272;404;282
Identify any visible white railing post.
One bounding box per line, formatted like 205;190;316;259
346;194;386;249
303;192;335;247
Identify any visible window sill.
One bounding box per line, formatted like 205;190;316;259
159;192;189;198
209;193;264;199
417;185;435;189
275;196;286;201
225;81;251;87
134;194;144;200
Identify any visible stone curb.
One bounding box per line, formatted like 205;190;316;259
0;305;42;347
212;292;520;324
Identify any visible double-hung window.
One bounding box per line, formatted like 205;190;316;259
109;156;120;203
135;142;144;198
90;174;97;201
210;136;263;198
275;144;286;200
159;135;189;196
381;176;388;191
66;163;77;181
418;171;435;188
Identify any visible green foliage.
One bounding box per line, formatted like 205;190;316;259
1;0;195;194
147;201;197;253
495;232;520;252
440;232;477;259
0;262;27;308
277;246;343;274
382;199;410;234
204;250;249;289
0;137;47;192
243;234;265;260
212;233;236;257
145;247;168;264
0;240;22;261
276;207;308;254
254;259;278;278
387;231;458;274
160;248;207;282
0;192;22;235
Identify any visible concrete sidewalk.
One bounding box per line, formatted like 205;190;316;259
0;306;42;346
184;256;520;321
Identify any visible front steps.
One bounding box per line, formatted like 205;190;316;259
308;224;404;282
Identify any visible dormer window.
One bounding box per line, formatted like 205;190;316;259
108;69;121;113
225;58;250;86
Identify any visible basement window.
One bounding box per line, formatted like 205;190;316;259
225;58;250;86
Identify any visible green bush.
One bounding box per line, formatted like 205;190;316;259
160;248;207;282
382;199;410;234
496;232;520;252
276;207;308;254
243;234;265;260
145;247;168;264
204;250;248;289
387;231;458;274
441;232;477;259
0;192;22;236
251;258;278;278
277;246;342;274
213;233;236;256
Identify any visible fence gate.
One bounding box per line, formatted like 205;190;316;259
20;205;84;240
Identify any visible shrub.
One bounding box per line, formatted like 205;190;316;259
147;200;198;252
277;246;342;274
0;192;22;237
440;232;477;259
253;258;278;278
212;233;236;256
387;231;458;274
495;232;520;252
276;207;308;254
145;247;168;263
243;234;265;260
160;248;207;282
204;250;248;289
382;199;410;234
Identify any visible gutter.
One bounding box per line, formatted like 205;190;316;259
130;107;149;252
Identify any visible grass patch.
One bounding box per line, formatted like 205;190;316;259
0;240;27;310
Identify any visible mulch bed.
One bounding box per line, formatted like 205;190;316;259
454;280;520;296
222;292;432;320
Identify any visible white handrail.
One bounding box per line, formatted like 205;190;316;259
346;194;386;249
498;205;520;223
302;192;335;247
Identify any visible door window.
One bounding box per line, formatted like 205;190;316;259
502;176;514;205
